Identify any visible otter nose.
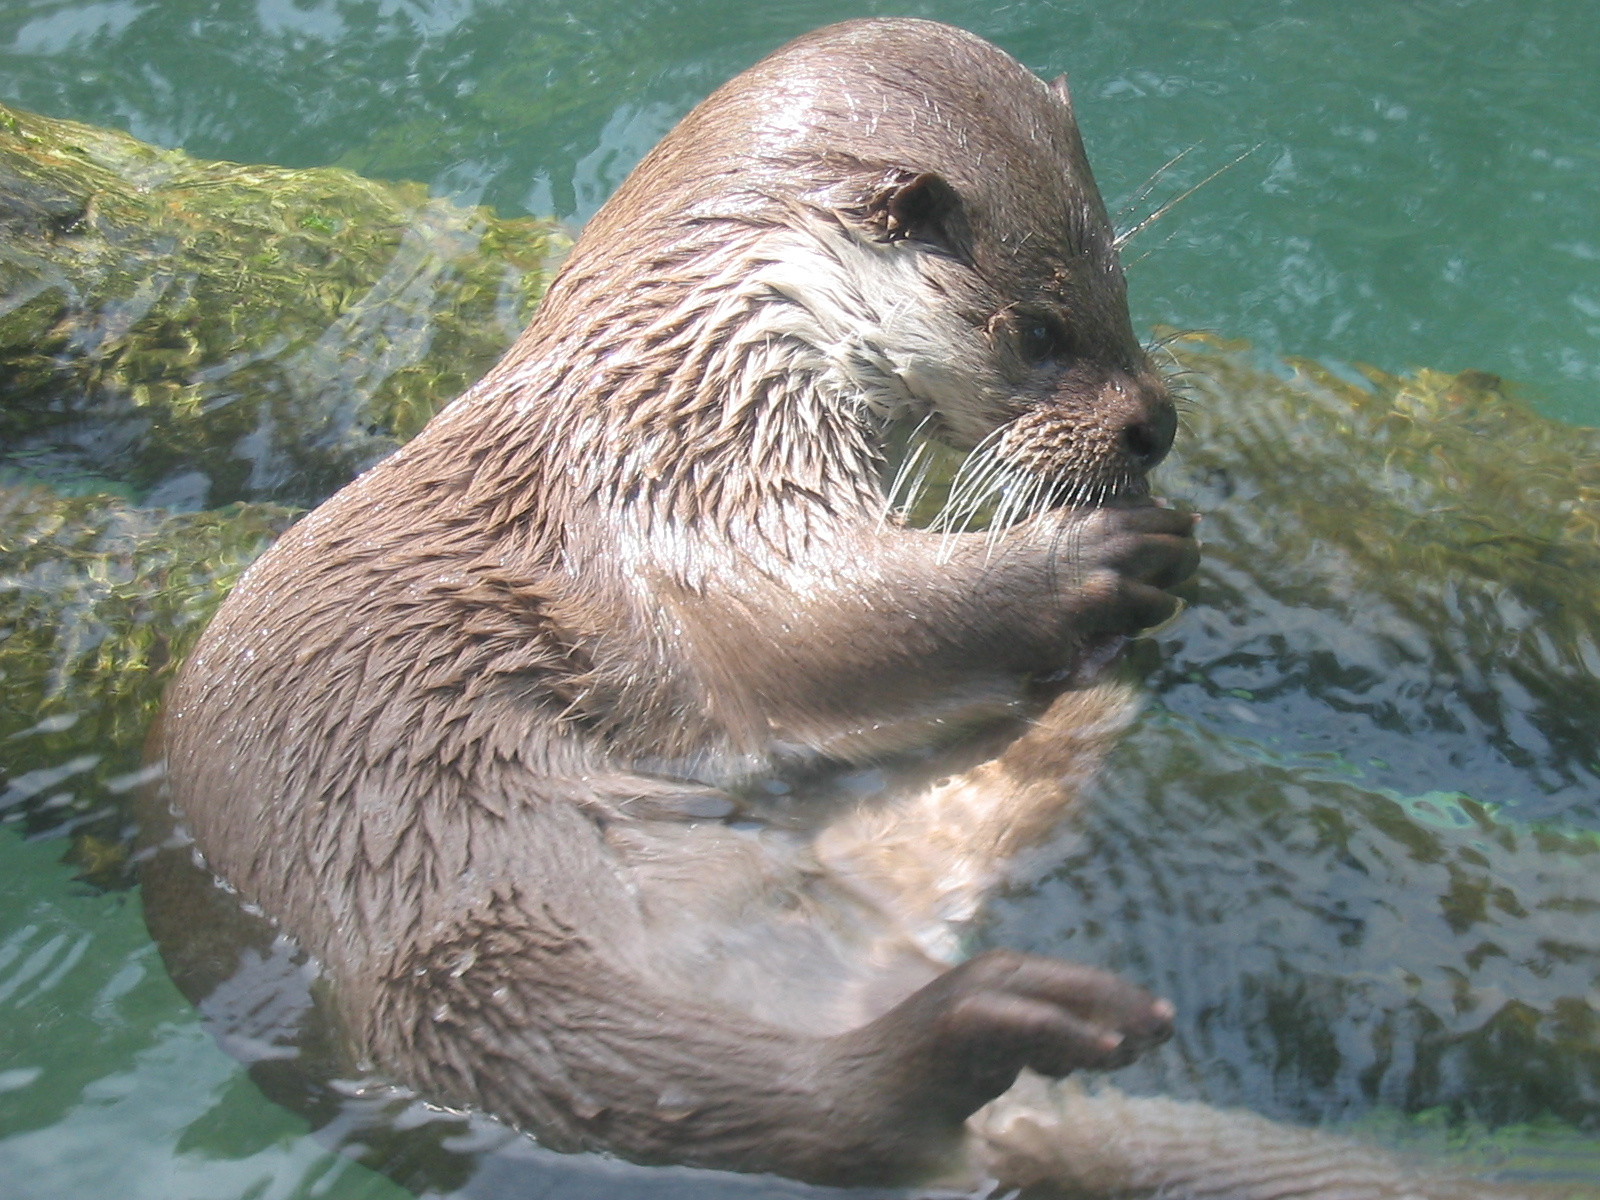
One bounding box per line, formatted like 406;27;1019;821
1112;377;1177;471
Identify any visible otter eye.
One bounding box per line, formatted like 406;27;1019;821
1018;319;1063;365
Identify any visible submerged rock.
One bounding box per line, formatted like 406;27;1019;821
0;100;559;880
0;485;296;881
0;102;568;508
998;704;1600;1137
0;108;1597;1164
1154;339;1600;820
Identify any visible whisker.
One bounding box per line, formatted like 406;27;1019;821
942;429;1009;510
1114;144;1262;251
985;471;1042;549
881;413;940;525
1149;327;1206;350
1038;473;1069;517
1116;144;1201;229
934;427;1013;558
900;454;937;522
883;437;928;523
1124;227;1182;271
940;471;1001;543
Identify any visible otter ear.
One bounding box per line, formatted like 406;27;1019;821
861;169;969;258
1048;73;1076;120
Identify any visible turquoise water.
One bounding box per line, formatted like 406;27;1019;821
2;0;1596;423
3;2;1600;1198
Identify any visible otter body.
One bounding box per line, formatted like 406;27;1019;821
157;21;1517;1198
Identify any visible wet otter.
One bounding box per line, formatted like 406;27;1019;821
161;17;1191;1186
156;19;1525;1199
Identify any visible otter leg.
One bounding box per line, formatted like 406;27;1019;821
352;789;1172;1189
372;917;1173;1187
649;504;1197;766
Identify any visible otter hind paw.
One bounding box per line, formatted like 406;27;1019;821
857;949;1175;1123
937;950;1174;1075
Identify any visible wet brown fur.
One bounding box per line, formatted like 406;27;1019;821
160;18;1203;1189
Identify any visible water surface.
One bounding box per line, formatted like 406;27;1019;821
2;2;1599;1197
2;0;1594;421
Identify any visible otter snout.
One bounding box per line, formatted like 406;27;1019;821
994;366;1177;503
1103;371;1177;473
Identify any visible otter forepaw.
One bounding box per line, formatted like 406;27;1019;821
1067;504;1200;636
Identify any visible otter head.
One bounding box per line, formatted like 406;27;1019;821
507;19;1171;536
751;21;1176;510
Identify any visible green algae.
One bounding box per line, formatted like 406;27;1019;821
0;485;296;882
0;101;572;883
1093;343;1600;1134
1346;1105;1600;1197
0;102;568;508
1024;705;1600;1136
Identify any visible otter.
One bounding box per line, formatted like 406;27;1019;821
155;19;1536;1199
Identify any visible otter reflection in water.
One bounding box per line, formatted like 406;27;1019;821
147;19;1546;1199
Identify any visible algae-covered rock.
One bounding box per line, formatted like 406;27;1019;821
0;484;294;881
0;103;567;508
1154;338;1600;818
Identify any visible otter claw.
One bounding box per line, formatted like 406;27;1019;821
1139;594;1188;636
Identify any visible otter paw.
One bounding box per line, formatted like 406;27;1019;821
934;950;1174;1075
1070;504;1200;635
865;950;1175;1119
